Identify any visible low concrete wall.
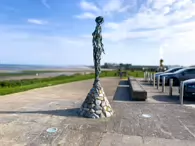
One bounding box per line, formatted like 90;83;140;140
128;77;147;101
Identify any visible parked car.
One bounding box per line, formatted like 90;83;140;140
160;67;195;86
178;79;195;100
155;67;183;80
183;79;195;99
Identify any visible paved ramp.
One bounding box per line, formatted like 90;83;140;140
113;80;131;101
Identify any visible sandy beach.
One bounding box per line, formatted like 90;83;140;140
0;68;113;81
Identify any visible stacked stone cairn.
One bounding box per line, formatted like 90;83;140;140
79;86;113;119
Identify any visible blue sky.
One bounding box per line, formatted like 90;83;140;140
0;0;195;66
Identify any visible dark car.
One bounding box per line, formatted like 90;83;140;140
179;79;195;100
155;67;183;80
160;67;195;86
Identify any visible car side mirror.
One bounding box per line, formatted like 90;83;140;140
181;72;185;76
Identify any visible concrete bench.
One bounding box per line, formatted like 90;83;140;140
128;77;147;101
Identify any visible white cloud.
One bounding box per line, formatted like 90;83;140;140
102;0;130;14
75;12;96;19
162;6;170;14
104;22;119;29
103;0;195;43
76;0;131;19
41;0;50;9
27;19;48;25
151;0;176;9
76;0;195;65
80;0;99;12
173;0;192;9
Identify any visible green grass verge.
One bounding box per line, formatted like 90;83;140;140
128;71;144;78
0;71;144;95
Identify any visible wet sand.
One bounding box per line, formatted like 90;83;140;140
0;68;113;81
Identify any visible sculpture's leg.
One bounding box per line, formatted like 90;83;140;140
95;50;101;79
97;52;101;78
93;49;98;87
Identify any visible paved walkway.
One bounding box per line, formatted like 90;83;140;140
0;77;195;145
139;79;195;105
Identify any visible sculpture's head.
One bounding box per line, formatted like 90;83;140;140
95;16;104;25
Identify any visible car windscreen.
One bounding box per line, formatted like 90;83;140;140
164;68;174;73
165;68;182;73
174;68;187;74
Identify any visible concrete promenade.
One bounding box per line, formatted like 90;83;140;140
0;77;195;145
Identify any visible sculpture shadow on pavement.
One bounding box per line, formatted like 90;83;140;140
0;108;82;118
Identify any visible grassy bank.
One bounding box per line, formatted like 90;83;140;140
0;71;144;95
